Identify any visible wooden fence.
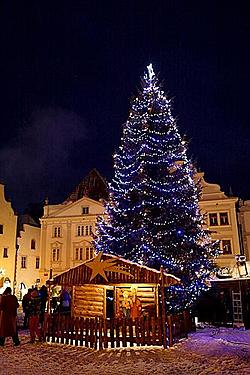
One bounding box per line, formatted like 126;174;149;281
44;311;193;349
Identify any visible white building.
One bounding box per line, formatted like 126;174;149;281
39;196;105;285
16;215;41;299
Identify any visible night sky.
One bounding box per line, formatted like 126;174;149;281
0;1;249;213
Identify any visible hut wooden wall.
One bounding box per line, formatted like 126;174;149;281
73;285;105;318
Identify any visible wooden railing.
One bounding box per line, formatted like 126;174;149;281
44;311;193;349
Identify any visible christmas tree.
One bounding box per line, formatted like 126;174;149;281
96;64;219;311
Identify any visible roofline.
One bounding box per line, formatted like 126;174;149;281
47;252;181;283
42;195;104;218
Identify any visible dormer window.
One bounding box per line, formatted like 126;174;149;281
82;207;89;215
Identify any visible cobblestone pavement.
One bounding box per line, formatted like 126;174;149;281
0;329;250;375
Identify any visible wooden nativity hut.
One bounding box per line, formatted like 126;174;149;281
47;252;180;320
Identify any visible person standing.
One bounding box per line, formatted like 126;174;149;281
59;288;71;315
28;289;41;343
22;289;32;329
0;287;20;346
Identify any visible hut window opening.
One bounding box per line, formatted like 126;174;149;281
106;289;115;318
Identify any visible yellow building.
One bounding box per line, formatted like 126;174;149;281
16;215;41;298
238;200;250;261
0;183;17;293
196;172;241;271
39;196;105;284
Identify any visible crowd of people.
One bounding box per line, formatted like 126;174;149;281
0;285;72;347
0;285;48;346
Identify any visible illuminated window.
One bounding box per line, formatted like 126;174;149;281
221;240;232;255
21;256;27;268
75;247;84;261
0;225;3;234
3;248;8;258
35;257;40;269
52;248;60;262
82;207;89;215
209;213;218;226
77;225;84;236
77;225;92;236
31;239;36;250
53;227;61;237
86;247;94;260
90;248;94;259
79;248;83;260
220;212;229;226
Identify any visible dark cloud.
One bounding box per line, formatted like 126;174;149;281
0;107;88;211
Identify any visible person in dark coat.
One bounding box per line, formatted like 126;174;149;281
39;285;48;323
59;288;71;315
0;287;20;346
22;288;32;329
28;289;41;343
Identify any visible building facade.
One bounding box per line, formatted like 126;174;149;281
0;184;17;293
16;215;41;298
239;200;250;261
196;173;241;271
39;196;105;285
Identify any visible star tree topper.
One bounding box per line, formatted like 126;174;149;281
85;252;133;282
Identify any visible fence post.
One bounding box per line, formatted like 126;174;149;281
160;266;167;349
167;315;173;347
183;310;189;338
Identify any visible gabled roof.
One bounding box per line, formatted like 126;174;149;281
43;195;104;218
48;253;180;287
195;172;228;201
65;169;108;203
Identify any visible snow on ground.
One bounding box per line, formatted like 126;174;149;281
0;327;250;375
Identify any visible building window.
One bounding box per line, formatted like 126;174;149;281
86;247;94;260
220;212;229;226
35;257;40;269
21;256;27;268
0;225;3;234
82;207;89;215
221;240;232;255
75;247;83;261
31;239;36;250
77;225;93;237
209;213;218;226
3;248;8;258
77;225;84;236
52;248;60;262
53;227;61;238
